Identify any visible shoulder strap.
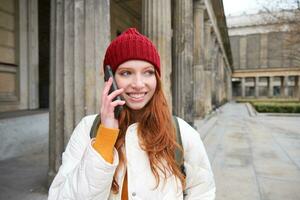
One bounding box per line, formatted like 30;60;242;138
173;116;186;177
90;114;101;138
173;116;187;196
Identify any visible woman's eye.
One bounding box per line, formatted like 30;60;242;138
120;71;131;76
145;70;155;76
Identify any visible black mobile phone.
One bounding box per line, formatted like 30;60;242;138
104;65;123;119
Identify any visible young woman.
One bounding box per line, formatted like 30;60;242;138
48;28;215;200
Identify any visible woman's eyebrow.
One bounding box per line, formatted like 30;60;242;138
117;67;132;70
144;66;155;70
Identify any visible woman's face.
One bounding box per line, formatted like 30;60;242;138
115;60;157;110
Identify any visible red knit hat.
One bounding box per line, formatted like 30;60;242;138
103;28;161;76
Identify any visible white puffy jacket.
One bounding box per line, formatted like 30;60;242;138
48;114;215;200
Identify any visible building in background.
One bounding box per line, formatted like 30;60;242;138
227;11;300;99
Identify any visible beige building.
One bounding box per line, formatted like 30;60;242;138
227;12;300;99
0;0;233;183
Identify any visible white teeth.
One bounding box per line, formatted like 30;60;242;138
128;93;146;99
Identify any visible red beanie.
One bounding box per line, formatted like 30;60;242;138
103;28;161;76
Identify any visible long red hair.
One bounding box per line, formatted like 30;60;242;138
111;72;186;193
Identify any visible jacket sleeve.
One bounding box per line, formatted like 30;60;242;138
48;116;119;200
177;117;216;200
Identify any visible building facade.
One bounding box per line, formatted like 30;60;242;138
0;0;233;184
227;12;300;99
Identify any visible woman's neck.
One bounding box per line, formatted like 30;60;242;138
129;109;143;123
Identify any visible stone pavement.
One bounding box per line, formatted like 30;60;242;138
203;102;300;200
0;151;48;200
0;102;299;199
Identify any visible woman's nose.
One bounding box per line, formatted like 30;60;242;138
131;74;145;88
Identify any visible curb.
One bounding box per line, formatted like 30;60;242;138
245;103;258;117
245;103;300;117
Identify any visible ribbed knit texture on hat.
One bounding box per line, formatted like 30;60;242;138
103;28;161;76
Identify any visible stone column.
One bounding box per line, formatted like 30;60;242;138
221;57;226;103
210;39;219;107
241;77;246;98
268;76;274;98
226;68;232;101
216;52;222;106
280;77;284;97
255;76;259;98
18;0;39;110
260;34;268;68
240;36;247;69
219;54;224;104
283;76;289;97
204;19;212;114
142;0;172;108
28;0;39;109
49;0;110;185
193;0;205;117
172;0;194;124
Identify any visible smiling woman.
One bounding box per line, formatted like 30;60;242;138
48;28;215;200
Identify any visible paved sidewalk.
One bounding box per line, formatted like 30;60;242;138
0;152;48;200
203;102;300;200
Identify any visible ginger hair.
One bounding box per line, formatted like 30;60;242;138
111;72;185;193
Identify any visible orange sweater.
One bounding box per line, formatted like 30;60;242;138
92;124;128;200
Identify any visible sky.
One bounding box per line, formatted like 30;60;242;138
223;0;299;16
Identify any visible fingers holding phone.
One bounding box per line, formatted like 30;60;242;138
101;77;126;129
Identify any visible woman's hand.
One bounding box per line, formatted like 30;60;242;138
100;77;126;129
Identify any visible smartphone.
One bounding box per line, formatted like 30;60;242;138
104;65;123;119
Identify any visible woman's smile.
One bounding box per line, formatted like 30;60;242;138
126;92;148;101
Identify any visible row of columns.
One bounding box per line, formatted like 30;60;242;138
49;0;232;183
143;0;231;121
193;0;232;117
239;76;300;98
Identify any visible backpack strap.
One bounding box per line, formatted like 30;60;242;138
90;114;101;138
173;116;186;176
173;116;187;196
